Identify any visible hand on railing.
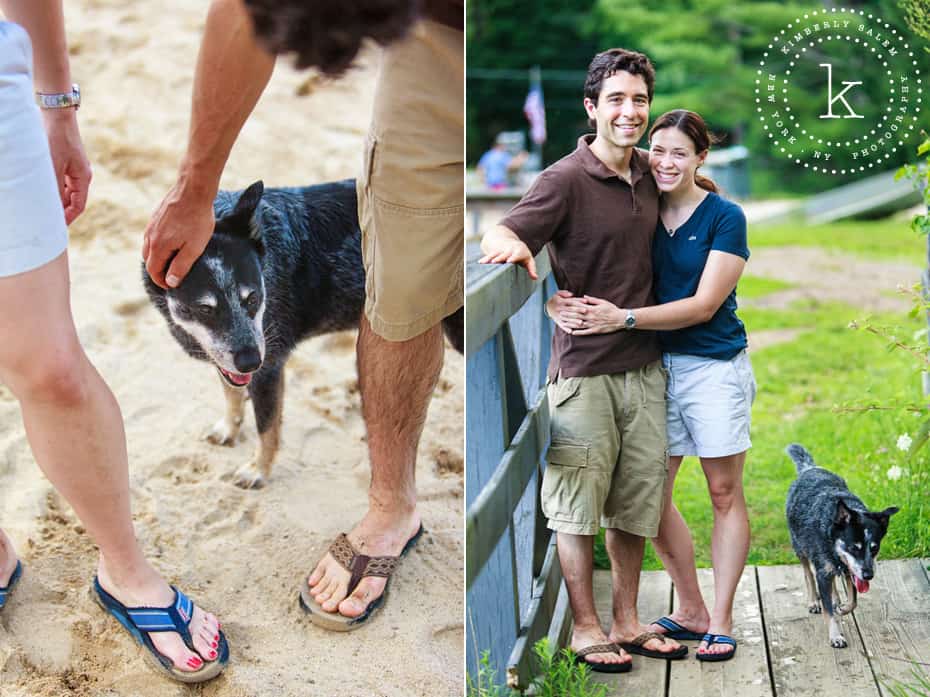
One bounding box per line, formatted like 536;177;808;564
478;226;538;280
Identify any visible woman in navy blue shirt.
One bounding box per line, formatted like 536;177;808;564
548;110;755;662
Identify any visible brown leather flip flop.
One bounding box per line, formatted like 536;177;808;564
618;631;688;660
573;643;632;673
299;525;424;631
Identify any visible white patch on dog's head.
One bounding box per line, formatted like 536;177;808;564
196;294;218;308
166;295;231;368
835;539;865;580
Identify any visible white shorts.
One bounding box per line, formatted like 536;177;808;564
0;22;68;278
663;349;756;458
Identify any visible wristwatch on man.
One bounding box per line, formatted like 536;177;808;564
36;83;81;110
624;309;636;329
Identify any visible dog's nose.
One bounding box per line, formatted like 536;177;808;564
862;569;874;580
233;347;262;374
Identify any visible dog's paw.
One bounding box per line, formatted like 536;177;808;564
808;603;822;614
830;635;848;648
836;602;856;616
233;461;266;489
206;418;240;446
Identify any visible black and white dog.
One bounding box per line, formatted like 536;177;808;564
785;444;898;648
145;179;462;489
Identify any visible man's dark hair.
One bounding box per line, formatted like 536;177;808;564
243;0;418;76
583;48;655;105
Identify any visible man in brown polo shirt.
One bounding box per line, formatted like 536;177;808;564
480;48;685;670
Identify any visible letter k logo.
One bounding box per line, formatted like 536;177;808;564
819;63;864;119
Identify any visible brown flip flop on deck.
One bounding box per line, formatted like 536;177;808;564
573;643;632;673
618;631;688;660
299;525;424;631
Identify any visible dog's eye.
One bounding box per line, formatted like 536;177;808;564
244;292;260;314
196;304;215;317
853;543;862;550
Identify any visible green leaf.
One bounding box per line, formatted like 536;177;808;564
909;417;930;459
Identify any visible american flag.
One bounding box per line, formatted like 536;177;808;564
524;84;547;145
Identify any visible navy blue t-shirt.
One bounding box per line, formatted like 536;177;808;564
652;192;749;360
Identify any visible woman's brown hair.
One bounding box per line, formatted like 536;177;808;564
648;110;720;193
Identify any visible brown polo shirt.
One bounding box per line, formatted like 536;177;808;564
500;135;661;380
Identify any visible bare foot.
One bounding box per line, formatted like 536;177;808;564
97;558;222;673
306;508;421;617
648;609;709;638
571;624;631;668
0;529;19;588
697;621;735;657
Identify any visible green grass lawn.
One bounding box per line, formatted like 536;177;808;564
749;217;924;261
593;214;930;571
737;274;796;299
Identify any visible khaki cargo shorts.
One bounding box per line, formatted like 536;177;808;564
358;19;464;342
541;361;669;537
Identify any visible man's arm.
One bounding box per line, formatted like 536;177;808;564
479;224;538;280
143;0;275;289
0;0;91;223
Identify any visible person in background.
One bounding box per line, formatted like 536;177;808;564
477;134;527;190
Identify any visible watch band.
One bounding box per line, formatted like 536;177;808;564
36;83;80;110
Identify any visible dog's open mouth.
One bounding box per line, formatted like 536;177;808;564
217;366;253;387
853;575;870;593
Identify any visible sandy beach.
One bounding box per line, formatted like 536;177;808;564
0;2;464;696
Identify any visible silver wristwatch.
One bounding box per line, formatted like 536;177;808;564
624;309;636;329
36;83;81;110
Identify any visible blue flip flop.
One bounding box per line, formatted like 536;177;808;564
0;561;22;610
92;577;229;683
695;633;737;662
652;616;705;641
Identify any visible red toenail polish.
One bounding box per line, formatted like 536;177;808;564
210;650;217;658
212;641;218;649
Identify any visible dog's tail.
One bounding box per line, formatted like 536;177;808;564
785;443;816;475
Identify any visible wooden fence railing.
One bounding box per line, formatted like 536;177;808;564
465;250;572;691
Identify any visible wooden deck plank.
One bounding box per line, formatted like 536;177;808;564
758;564;880;697
666;567;772;697
854;558;930;695
590;568;670;697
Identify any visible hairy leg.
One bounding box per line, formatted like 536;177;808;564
558;532;629;666
307;316;440;616
606;527;683;655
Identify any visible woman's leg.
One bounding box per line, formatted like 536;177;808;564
0;253;221;671
649;456;710;633
697;451;749;655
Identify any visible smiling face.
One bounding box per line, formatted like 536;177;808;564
649;126;706;194
584;71;650;149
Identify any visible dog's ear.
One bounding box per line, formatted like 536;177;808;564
834;500;854;526
232;180;264;222
870;506;900;531
219;181;265;254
